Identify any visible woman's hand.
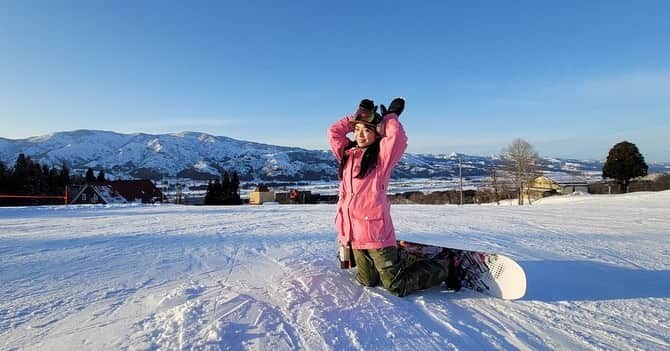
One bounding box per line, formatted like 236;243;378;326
380;97;405;118
376;120;386;138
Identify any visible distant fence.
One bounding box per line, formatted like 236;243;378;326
0;187;69;206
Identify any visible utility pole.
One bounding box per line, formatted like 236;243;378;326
459;155;464;205
492;167;499;205
176;182;183;205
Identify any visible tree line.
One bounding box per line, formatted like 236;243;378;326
1;139;652;206
85;168;108;182
390;139;650;206
0;152;245;206
490;139;649;205
0;154;129;206
0;154;70;205
204;171;242;205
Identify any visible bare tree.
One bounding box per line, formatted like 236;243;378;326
500;138;540;205
488;165;500;205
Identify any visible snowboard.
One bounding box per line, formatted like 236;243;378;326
398;240;527;300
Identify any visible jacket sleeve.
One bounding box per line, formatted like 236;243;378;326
377;113;408;178
327;115;354;162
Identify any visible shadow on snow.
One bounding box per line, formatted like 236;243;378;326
521;260;670;301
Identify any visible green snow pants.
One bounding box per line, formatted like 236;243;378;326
352;246;449;297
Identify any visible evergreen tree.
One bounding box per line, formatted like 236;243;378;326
48;166;59;194
27;161;43;194
97;170;107;182
231;172;240;194
12;154;32;194
204;179;223;205
14;154;28;174
0;155;72;205
221;172;231;198
603;141;648;193
41;165;51;194
59;162;70;188
204;180;214;205
228;172;241;205
0;161;7;193
204;171;242;205
213;180;224;204
85;168;96;183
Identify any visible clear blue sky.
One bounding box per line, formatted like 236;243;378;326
1;1;669;161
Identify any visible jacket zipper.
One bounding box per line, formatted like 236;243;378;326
346;149;356;245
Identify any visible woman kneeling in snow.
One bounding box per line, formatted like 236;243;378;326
328;98;458;297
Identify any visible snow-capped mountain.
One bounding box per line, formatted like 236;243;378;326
0;130;337;181
1;130;666;181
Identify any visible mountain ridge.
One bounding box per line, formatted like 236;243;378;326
1;130;667;181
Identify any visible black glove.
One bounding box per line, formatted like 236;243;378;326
380;97;405;117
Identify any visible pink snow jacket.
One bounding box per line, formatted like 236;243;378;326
328;113;408;250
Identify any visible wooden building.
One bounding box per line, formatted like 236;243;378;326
248;185;275;205
70;180;164;204
524;176;589;202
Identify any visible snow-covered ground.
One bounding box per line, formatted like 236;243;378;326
288;178;483;196
1;191;669;350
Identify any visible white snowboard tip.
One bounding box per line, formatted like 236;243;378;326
485;255;527;300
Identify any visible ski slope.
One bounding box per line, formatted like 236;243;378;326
1;191;669;350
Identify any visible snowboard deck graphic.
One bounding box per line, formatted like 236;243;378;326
398;240;527;300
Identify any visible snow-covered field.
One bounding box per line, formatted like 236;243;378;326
1;191;669;350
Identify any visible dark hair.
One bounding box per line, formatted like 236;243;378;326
338;139;381;179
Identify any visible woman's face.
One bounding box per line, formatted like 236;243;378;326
354;123;378;148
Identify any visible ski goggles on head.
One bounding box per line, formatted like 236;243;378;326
355;107;374;123
355;107;384;126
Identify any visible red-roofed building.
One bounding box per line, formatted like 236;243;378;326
70;180;164;204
